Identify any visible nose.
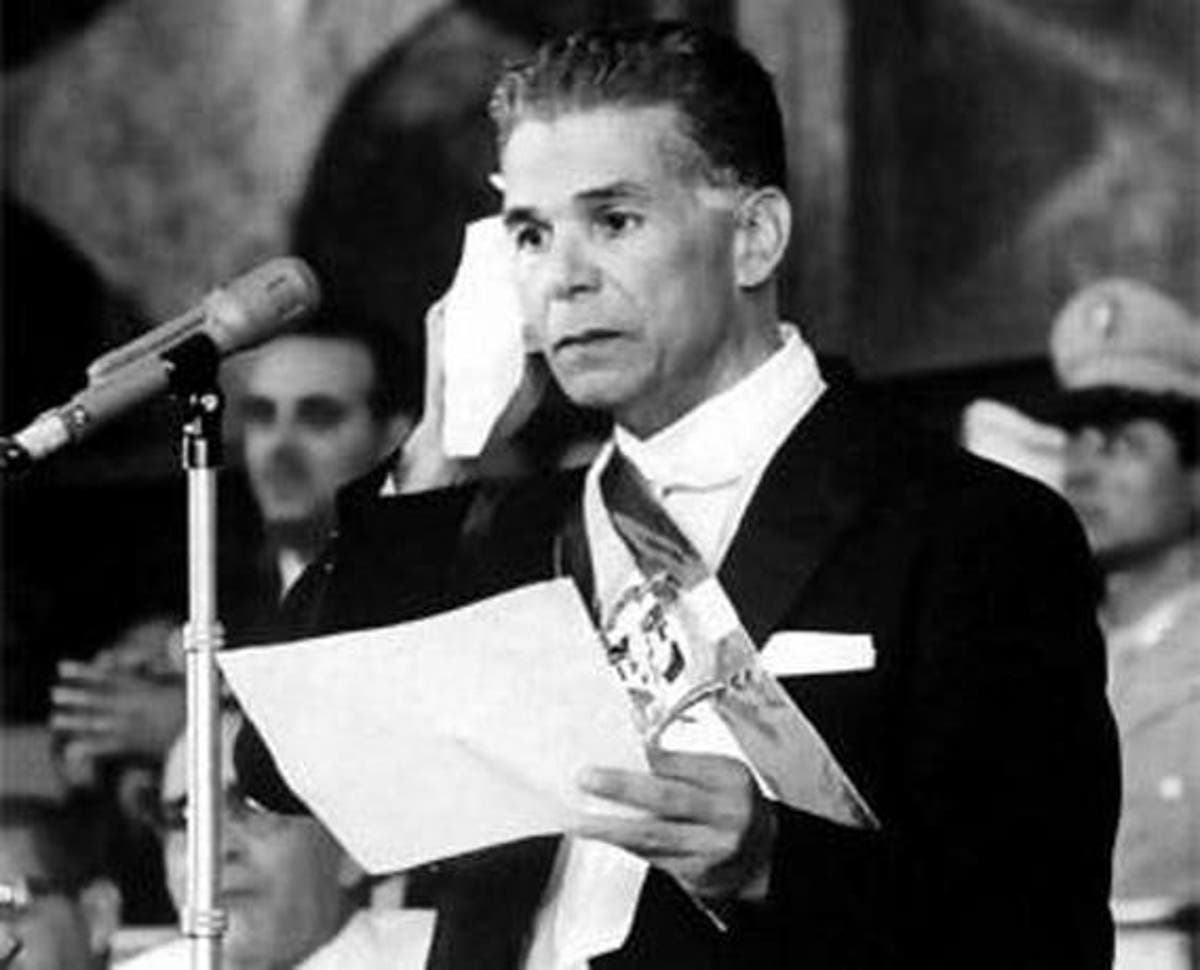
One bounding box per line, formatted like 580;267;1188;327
220;810;250;863
257;419;306;467
543;230;600;301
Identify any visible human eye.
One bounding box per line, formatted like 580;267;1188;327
297;397;349;432
238;397;274;428
507;218;549;254
594;207;643;239
1095;421;1149;459
227;783;285;834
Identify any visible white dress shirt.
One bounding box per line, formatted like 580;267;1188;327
524;324;826;969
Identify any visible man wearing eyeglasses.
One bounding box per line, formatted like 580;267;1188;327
0;796;121;970
119;712;434;970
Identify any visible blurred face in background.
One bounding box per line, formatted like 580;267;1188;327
161;719;362;970
0;825;113;970
1062;417;1198;569
237;335;398;533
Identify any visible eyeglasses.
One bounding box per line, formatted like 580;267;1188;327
157;781;285;836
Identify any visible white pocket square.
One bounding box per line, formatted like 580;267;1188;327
760;631;876;677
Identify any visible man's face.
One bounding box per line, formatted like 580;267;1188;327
238;336;392;529
1062;417;1198;568
0;828;95;970
501;105;759;437
161;727;356;970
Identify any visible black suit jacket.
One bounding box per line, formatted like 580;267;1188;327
241;386;1119;969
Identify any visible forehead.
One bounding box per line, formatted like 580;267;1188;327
162;718;238;802
500;104;708;208
244;336;374;400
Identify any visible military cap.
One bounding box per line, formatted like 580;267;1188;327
1050;278;1200;401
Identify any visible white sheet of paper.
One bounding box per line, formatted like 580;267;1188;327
218;579;647;874
441;215;528;458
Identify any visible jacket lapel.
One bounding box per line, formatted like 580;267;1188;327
719;387;883;647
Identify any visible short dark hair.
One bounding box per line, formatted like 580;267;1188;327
287;312;419;421
1057;388;1199;466
0;796;105;889
489;21;787;190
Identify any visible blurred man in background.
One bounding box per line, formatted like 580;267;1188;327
0;796;121;970
1048;278;1199;904
48;318;416;926
119;710;434;970
234;322;415;600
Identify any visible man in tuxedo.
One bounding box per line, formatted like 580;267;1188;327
239;21;1119;969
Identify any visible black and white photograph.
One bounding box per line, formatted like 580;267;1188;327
1;2;1196;968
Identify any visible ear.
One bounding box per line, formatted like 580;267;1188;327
732;187;791;290
78;879;122;957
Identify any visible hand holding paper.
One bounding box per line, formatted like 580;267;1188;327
575;746;777;903
219;580;647;874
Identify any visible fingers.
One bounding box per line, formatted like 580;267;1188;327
573;813;715;859
56;735;129;761
645;747;754;790
580;753;756;816
573;754;773;899
580;766;714;821
56;659;113;685
49;710;123;738
50;714;130;763
51;684;112;713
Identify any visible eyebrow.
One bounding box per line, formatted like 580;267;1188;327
577;181;653;205
502;180;654;229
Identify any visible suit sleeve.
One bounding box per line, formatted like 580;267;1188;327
234;480;483;813
740;479;1120;970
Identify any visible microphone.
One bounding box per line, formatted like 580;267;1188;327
1;257;320;469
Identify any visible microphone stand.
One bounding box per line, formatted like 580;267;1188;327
168;337;227;970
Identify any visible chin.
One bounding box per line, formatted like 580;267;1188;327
554;371;639;416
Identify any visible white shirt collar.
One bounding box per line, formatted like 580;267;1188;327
612;325;824;492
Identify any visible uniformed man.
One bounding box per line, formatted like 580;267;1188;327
1049;278;1200;904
